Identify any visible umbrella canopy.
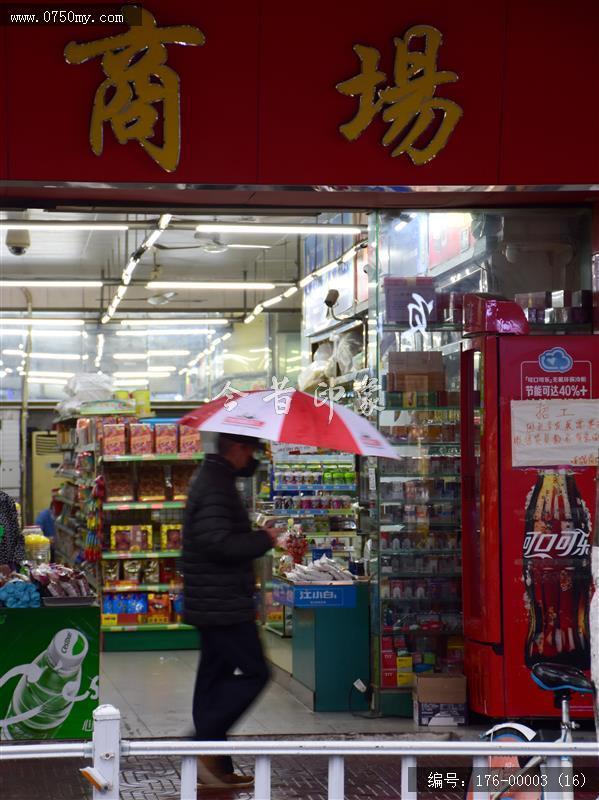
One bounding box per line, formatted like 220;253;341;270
180;389;398;459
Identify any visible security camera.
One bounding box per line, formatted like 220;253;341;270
324;289;339;308
6;229;31;256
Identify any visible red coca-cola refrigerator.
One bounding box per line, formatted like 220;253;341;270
461;297;597;718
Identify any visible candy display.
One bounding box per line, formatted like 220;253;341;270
143;559;160;584
179;425;201;454
102;423;127;455
137;464;166;502
129;423;154;455
147;592;171;623
159;559;180;584
0;578;41;608
161;524;182;550
155;423;178;454
109;525;152;552
122;560;141;585
171;464;194;500
102;561;120;585
104;464;134;502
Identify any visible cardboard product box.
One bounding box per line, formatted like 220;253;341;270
413;673;467;727
102;424;127;455
382;651;397;669
397;672;415;688
381;668;397;688
129;423;154;455
383;277;436;324
515;291;552;310
388;351;444;374
179;424;201;453
155;423;178;454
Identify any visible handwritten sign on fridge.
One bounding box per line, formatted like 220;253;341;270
511;399;599;467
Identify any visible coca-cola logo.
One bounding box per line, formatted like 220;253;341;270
523;528;590;559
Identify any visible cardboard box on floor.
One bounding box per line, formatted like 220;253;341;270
413;673;467;727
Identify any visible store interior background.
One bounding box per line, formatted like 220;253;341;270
1;203;597;733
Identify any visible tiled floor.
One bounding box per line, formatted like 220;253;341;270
100;644;477;740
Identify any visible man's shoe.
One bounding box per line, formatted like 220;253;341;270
197;755;254;789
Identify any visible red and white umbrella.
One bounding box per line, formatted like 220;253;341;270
180;388;398;459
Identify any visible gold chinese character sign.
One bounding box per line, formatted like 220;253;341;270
64;7;205;172
336;25;463;165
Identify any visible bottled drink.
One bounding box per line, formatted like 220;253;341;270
523;470;591;669
3;628;88;739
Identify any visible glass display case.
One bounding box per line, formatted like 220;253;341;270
365;206;592;715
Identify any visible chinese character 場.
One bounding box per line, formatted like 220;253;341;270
336;25;463;164
64;9;205;172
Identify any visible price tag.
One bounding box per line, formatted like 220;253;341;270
101;614;118;627
368;467;377;492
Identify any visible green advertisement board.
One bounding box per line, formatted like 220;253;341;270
0;606;100;741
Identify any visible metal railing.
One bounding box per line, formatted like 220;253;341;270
1;705;597;800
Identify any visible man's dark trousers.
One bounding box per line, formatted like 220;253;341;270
193;621;269;771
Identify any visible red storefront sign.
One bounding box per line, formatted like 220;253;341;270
1;0;599;186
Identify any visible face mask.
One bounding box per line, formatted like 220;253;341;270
236;456;259;478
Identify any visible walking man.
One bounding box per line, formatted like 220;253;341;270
182;433;278;789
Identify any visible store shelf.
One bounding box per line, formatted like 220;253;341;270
102;622;193;632
383;405;461;412
100;453;203;463
382;322;462;333
383;598;461;606
380;498;459;505
389;442;461;450
274;484;357;492
385;572;462;579
102;550;182;560
103;583;183;593
380;548;461;556
271;509;355;517
380;522;459;531
264;623;287;637
103;500;186;511
56;521;80;537
380;474;460;482
274;455;355;465
529;322;592;333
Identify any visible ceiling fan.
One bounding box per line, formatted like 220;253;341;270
154;233;271;254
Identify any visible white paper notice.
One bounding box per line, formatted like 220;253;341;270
510;399;599;467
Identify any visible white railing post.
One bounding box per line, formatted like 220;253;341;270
328;755;344;800
472;756;490;800
544;756;563;800
401;755;417;800
89;704;121;800
180;755;197;800
254;754;271;800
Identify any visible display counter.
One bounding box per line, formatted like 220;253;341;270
270;579;370;712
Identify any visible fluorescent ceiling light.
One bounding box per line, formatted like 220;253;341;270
244;315;255;324
101;314;111;324
3;350;82;360
28;370;75;378
114;371;172;378
27;377;68;385
227;244;272;250
195;223;365;235
146;281;277;291
148;349;190;356
285;355;303;363
221;333;232;341
0;221;129;231
0;330;83;337
262;295;283;308
117;286;127;300
0;280;103;288
283;286;299;298
113;353;147;360
121;319;229;327
148;365;176;372
299;275;314;288
113;378;149;387
0;318;85;327
158;214;172;230
116;328;216;337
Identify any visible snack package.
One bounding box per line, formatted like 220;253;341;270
113;594;129;614
143;559;160;584
104;464;134;502
122;560;141;585
147;592;171;623
129;524;152;552
161;524;183;551
171;591;184;622
110;525;131;551
179;424;201;454
155;423;178;454
129;423;154;455
102;561;120;585
102;595;114;614
159;559;179;584
103;424;126;455
171;464;194;500
137;464;166;502
127;593;148;614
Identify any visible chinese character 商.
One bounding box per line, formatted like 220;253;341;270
336;26;463;164
64;9;205;172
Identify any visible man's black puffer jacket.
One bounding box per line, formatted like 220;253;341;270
182;454;272;627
